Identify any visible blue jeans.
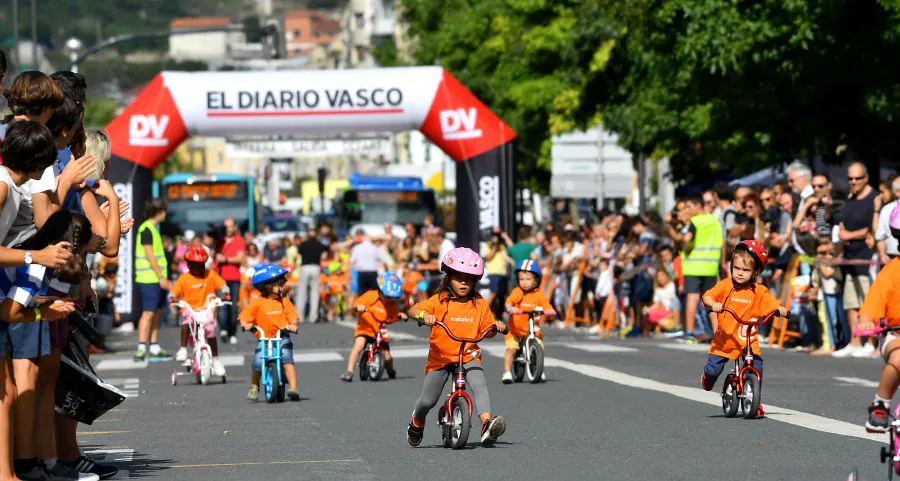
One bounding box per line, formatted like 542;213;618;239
824;293;849;349
704;353;764;383
791;303;819;347
218;280;241;337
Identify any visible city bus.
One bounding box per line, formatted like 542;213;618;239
333;173;441;237
152;173;262;236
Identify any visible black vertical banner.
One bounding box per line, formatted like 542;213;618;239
107;155;154;323
455;140;516;249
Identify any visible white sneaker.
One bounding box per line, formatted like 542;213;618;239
541;372;547;381
501;371;513;384
113;323;134;333
229;336;238;345
212;359;226;377
175;347;188;362
832;344;861;358
851;344;877;358
220;329;228;340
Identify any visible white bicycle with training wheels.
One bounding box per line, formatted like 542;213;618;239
171;294;230;385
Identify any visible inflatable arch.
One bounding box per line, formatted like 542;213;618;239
105;67;516;317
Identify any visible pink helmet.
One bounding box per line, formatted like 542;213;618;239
441;247;485;278
891;203;900;231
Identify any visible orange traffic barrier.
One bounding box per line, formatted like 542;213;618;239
768;254;802;349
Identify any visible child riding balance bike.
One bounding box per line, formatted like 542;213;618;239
170;245;229;380
700;240;788;419
503;259;556;384
239;263;301;402
406;247;509;448
341;272;407;382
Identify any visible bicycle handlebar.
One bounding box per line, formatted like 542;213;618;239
432;321;498;344
853;319;900;337
718;306;786;327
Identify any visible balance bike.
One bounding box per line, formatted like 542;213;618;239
512;307;545;384
719;306;784;419
358;321;390;381
419;319;499;449
854;320;900;479
250;326;288;403
171;295;229;386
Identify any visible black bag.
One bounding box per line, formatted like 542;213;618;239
55;324;126;425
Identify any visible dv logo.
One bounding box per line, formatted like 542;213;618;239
129;115;170;147
440;108;483;141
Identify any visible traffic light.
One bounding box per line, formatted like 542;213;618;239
260;20;286;59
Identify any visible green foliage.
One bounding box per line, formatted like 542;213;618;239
401;0;618;191
82;97;119;130
79;57;208;95
372;37;402;67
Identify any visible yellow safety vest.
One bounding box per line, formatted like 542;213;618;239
681;213;723;277
135;220;168;284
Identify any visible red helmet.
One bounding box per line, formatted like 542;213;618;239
734;240;768;269
184;245;209;263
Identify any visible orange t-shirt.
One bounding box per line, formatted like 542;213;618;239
327;272;348;295
171;271;227;310
505;287;555;338
704;278;780;359
403;271;424;294
414;292;496;372
353;289;400;338
860;258;900;325
238;296;299;338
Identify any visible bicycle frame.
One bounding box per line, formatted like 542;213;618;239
254;327;285;392
368;321;388;364
719;306;779;396
431;321;498;419
175;295;229;376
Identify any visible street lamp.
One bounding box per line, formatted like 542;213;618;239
64;37;84;74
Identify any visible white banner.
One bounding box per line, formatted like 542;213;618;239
225;137;392;159
112;182;134;316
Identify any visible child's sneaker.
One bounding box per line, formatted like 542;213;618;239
287;389;300;401
480;416;506;445
387;368;397;380
247;385;259;401
541;372;547;381
340;371;353;382
701;373;715;391
501;372;513;384
406;422;424;447
212;359;226;377
175;347;188;362
867;401;890;432
133;349;146;362
756;404;767;418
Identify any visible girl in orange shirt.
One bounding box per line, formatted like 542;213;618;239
700;240;786;417
340;272;407;381
407;248;509;448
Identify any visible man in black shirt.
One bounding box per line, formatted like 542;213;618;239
296;229;328;323
834;162;878;358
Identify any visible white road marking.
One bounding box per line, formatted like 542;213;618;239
541;356;885;444
293;351;343;362
560;343;639;353
103;378;140;398
834;377;879;388
388;346;430;359
218;354;245;367
95;359;148;372
658;343;710;352
84;448;132;478
335;320;423;341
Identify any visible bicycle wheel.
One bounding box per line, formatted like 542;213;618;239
721;374;738;418
358;344;371;381
512;347;526;383
525;340;544;384
368;349;385;381
741;372;761;419
198;350;212;385
448;397;471;450
265;360;280;403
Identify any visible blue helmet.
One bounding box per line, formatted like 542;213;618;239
516;259;542;281
252;263;289;287
377;271;403;299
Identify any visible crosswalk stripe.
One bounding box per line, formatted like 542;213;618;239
103;378;140;398
388;347;429;359
218;354;245;367
294;351;343;362
658;343;710;352
335;320;423;341
561;343;639;353
834;376;879;388
95;359;148;372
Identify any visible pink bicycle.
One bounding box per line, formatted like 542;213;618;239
854;320;900;479
171;294;230;386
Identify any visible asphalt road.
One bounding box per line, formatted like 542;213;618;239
82;320;891;481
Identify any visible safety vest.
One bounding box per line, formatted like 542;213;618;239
681;213;723;277
135;220;168;284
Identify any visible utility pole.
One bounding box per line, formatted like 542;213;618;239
638;152;647;216
30;0;36;70
11;0;19;73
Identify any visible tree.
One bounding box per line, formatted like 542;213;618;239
82;97;119;130
401;0;617;191
580;0;900;183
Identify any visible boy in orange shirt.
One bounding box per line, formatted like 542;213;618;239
502;260;556;383
171;245;229;377
239;264;301;402
340;272;407;381
700;240;787;417
859;205;900;432
407;248;509;448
